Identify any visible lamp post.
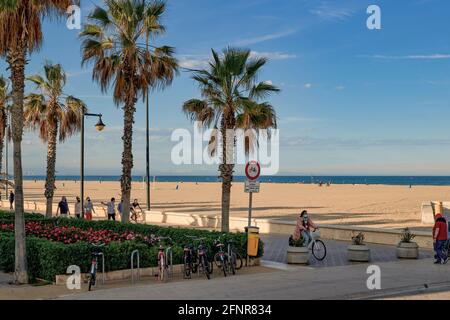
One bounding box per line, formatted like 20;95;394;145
80;111;105;218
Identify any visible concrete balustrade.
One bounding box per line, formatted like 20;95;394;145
145;210;433;249
0;200;433;249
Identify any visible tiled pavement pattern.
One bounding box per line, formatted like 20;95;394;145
261;233;433;267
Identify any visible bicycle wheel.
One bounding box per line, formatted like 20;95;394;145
214;252;224;269
220;255;228;277
312;240;327;261
229;253;236;275
88;271;96;291
234;252;243;270
183;253;192;279
159;256;167;282
201;256;211;280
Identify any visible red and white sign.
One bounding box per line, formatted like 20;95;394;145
245;161;261;181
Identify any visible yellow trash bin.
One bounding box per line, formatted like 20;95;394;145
246;226;260;257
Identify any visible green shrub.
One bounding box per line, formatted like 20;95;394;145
0;216;264;282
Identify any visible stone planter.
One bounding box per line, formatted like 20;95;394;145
287;246;310;264
396;242;419;259
347;244;371;262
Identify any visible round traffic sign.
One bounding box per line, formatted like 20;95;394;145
245;161;261;181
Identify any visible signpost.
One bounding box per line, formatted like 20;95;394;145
245;161;261;227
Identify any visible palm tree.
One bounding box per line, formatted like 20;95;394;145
80;0;178;222
25;62;86;217
0;0;74;284
182;48;279;232
0;77;9;185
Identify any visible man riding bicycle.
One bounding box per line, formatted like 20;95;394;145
293;210;318;245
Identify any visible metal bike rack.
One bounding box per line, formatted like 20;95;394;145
131;250;140;284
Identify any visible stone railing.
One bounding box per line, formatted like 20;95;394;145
144;210;433;249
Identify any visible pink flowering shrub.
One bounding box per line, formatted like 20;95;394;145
0;221;154;245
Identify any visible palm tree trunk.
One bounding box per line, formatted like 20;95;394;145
0;132;4;192
120;97;136;223
219;116;235;232
44;120;58;217
7;46;28;284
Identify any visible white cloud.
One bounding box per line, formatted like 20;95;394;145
250;51;297;60
360;54;450;60
335;85;345;91
310;3;354;21
233;29;297;46
178;50;296;70
178;55;210;69
304;83;312;89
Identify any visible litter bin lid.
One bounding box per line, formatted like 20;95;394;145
245;226;259;233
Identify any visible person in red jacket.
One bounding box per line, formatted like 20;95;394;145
433;213;449;264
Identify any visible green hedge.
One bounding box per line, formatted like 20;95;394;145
0;232;185;282
0;213;264;282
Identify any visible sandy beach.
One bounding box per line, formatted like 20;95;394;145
1;180;444;231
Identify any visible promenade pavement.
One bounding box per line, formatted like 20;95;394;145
58;258;450;300
261;234;433;267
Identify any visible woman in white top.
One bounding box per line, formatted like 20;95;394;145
84;197;95;220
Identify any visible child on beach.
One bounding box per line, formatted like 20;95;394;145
433;213;449;264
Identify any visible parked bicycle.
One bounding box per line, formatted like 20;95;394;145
226;238;243;271
155;237;173;282
88;243;105;291
183;236;213;280
213;238;231;277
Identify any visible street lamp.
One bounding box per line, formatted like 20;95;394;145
80;111;106;218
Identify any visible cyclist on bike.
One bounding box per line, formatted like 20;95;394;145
293;210;318;245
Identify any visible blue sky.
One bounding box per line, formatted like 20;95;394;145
2;0;450;176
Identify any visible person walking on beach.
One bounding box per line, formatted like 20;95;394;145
84;197;95;221
9;191;14;210
433;213;449;264
293;210;318;245
74;197;82;219
56;196;70;218
102;198;116;221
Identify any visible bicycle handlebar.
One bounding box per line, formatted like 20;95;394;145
90;243;105;247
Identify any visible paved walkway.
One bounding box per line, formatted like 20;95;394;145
0;273;12;288
261;234;432;267
58;258;450;300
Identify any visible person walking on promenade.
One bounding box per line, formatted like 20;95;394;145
102;198;116;221
74;197;82;219
117;199;124;219
56;196;70;218
131;199;143;222
84;197;95;221
433;213;449;264
9;191;14;210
